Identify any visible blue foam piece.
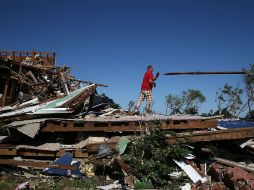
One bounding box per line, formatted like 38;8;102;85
218;120;254;129
71;160;81;177
43;152;73;176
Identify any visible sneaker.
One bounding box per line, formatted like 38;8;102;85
133;109;139;115
145;110;154;116
146;109;152;114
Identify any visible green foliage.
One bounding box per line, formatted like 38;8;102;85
243;64;254;101
243;64;254;113
0;175;102;190
246;110;254;120
213;108;232;118
111;103;121;109
0;120;8;130
123;126;190;187
67;177;100;189
215;83;244;117
128;100;135;111
0;181;17;190
165;94;183;114
100;93;121;109
165;89;206;115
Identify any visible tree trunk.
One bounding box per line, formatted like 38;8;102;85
248;99;252;113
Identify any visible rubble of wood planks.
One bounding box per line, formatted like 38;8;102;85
1;50;254;189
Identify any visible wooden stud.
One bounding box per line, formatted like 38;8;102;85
2;77;9;107
0;159;78;170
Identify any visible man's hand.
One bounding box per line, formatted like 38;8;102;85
153;82;156;88
156;72;160;78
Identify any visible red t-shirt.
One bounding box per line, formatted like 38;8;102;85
141;70;154;90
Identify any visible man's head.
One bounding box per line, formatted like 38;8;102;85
147;65;153;72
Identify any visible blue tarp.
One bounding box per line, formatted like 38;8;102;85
218;120;254;129
43;152;80;177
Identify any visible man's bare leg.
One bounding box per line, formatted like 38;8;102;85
134;92;144;112
146;101;151;113
134;99;142;112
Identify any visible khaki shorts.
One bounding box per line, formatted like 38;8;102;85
138;90;152;103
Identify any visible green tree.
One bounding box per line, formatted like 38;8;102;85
165;89;206;115
183;89;206;114
123;126;190;188
215;84;244;117
165;94;183;114
243;64;254;118
128;100;135;112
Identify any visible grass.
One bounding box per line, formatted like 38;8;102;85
0;174;105;190
0;175;26;190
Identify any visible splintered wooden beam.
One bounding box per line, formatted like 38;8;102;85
71;127;254;152
42;121;145;132
42;119;217;132
164;71;246;75
86;142;118;153
0;159;78;170
70;79;109;87
2;77;9;107
0;148;88;158
165;127;254;144
115;155;132;173
215;157;254;174
161;119;217;130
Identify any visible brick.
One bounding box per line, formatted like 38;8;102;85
212;182;226;190
233;167;254;181
208;164;223;182
192;182;226;190
250;181;254;189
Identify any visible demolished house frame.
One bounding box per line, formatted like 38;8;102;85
1;50;254;189
0;51;56;107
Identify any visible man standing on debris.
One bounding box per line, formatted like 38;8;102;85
134;65;159;113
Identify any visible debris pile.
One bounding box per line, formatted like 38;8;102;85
1;50;254;189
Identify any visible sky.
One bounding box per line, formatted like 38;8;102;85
1;0;254;114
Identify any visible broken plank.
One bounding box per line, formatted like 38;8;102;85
161;119;217;129
19;150;59;157
174;159;207;183
72;149;89;158
70;79;109;87
42;119;216;132
84;135;134;153
86;142;117;153
42;122;145;132
2;77;9;107
0;148;17;156
165;127;254;144
87;158;112;166
0;148;88;158
215;157;254;174
115;155;132;173
164;71;246;75
0;159;78;170
20;149;88;158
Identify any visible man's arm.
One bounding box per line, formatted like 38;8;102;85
149;79;155;84
152;72;160;81
149;72;160;87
